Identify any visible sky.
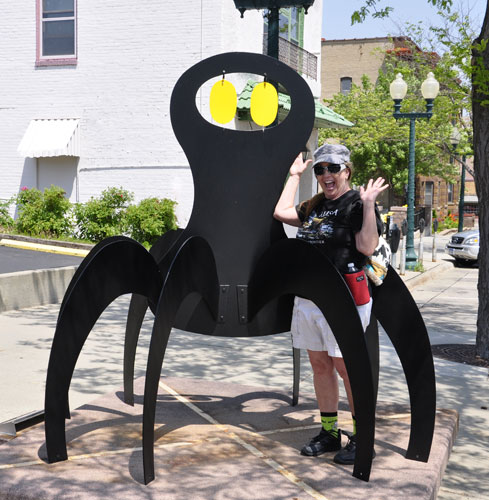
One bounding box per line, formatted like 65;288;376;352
321;0;486;40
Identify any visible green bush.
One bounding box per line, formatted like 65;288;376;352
0;198;14;230
5;184;178;245
126;197;177;247
15;186;72;237
436;212;458;232
73;187;133;242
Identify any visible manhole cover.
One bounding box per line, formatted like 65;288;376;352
431;344;489;368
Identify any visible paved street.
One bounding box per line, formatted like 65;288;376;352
0;245;83;274
0;246;486;499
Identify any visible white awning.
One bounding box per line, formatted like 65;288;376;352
464;195;478;204
18;118;80;158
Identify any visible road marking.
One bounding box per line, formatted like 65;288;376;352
0;239;89;257
158;380;330;500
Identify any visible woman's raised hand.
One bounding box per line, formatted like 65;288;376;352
289;153;312;177
359;177;389;205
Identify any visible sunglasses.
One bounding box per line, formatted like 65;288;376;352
313;164;347;176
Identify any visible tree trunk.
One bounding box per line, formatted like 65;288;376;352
473;6;489;360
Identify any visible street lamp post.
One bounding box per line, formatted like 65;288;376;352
450;127;467;232
458;154;466;232
390;72;440;270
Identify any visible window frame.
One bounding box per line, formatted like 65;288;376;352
36;0;77;66
424;181;434;206
340;77;352;95
265;7;304;48
447;183;454;203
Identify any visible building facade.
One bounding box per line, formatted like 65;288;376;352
320;37;404;101
1;0;324;226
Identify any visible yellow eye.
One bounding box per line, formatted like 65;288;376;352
209;79;237;124
250;82;278;127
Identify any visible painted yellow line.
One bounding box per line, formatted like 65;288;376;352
0;239;89;257
258;413;411;436
258;420;351;436
159;380;330;500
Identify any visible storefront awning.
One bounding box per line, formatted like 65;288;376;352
18;118;80;158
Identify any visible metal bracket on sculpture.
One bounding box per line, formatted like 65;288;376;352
218;285;230;324
237;285;248;324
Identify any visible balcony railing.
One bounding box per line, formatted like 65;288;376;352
263;35;317;80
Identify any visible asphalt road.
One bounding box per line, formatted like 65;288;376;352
0;246;83;274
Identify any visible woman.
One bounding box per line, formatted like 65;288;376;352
273;143;388;464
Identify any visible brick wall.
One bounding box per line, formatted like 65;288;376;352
320;38;392;100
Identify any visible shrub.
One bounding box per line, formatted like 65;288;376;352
73;187;133;242
0;198;14;230
15;186;72;237
126;197;177;247
437;212;458;231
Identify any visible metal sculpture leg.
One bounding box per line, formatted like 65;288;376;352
44;237;162;463
364;313;379;403
248;239;376;482
292;347;301;406
372;265;436;462
123;293;150;405
142;236;219;485
123;229;184;406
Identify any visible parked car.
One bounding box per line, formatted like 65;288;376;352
445;229;479;265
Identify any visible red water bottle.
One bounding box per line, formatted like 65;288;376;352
344;262;370;306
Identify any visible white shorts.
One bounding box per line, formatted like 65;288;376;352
291;296;372;357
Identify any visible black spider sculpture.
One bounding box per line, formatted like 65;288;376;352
44;52;436;485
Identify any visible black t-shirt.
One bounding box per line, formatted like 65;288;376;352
296;190;382;273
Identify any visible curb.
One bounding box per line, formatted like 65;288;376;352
0;266;78;313
0;239;90;258
402;260;454;291
0;233;94;250
0;233;93;257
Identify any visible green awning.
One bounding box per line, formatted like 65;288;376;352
237;80;354;129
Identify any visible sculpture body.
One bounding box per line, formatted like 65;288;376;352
44;52;435;485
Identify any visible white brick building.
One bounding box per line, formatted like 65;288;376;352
0;1;324;226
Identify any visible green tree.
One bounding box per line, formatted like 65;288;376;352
320;48;464;194
352;0;489;359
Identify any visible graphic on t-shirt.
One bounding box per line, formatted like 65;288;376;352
297;210;334;243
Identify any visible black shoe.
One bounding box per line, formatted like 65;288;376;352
301;428;341;457
333;431;376;465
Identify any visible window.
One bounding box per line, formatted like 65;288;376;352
447;183;454;203
279;7;302;45
264;7;304;47
340;77;352;95
37;0;77;65
425;181;434;206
